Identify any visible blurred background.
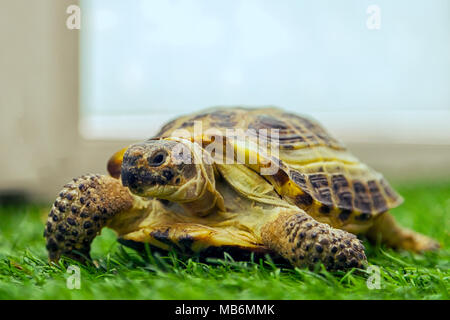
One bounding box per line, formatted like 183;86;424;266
0;0;449;201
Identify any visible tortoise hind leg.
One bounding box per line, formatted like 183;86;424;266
44;174;135;262
365;212;440;252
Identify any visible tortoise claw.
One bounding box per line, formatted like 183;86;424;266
44;174;133;263
261;211;368;270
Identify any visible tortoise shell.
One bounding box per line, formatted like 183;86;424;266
152;107;402;227
45;107;438;269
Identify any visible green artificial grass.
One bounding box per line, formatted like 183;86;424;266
0;180;448;300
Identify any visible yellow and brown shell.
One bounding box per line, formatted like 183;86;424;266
153;107;403;227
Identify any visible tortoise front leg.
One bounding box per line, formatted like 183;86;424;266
261;211;367;270
44;174;134;262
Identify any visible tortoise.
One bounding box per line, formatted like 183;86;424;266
44;107;439;270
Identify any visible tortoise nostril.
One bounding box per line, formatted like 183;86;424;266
148;151;167;167
121;170;138;189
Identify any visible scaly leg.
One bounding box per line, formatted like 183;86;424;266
365;212;440;252
44;174;135;262
261;211;367;270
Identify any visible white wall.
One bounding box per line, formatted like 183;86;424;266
0;0;449;202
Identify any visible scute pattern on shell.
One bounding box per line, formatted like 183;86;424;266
154;107;403;221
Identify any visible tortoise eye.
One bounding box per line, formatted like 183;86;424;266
148;151;167;167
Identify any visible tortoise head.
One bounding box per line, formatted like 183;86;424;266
120;138;205;202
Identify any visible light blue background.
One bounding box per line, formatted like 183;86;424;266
81;0;450;117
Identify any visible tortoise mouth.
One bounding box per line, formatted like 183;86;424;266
120;138;208;203
121;143;178;197
121;162;179;198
